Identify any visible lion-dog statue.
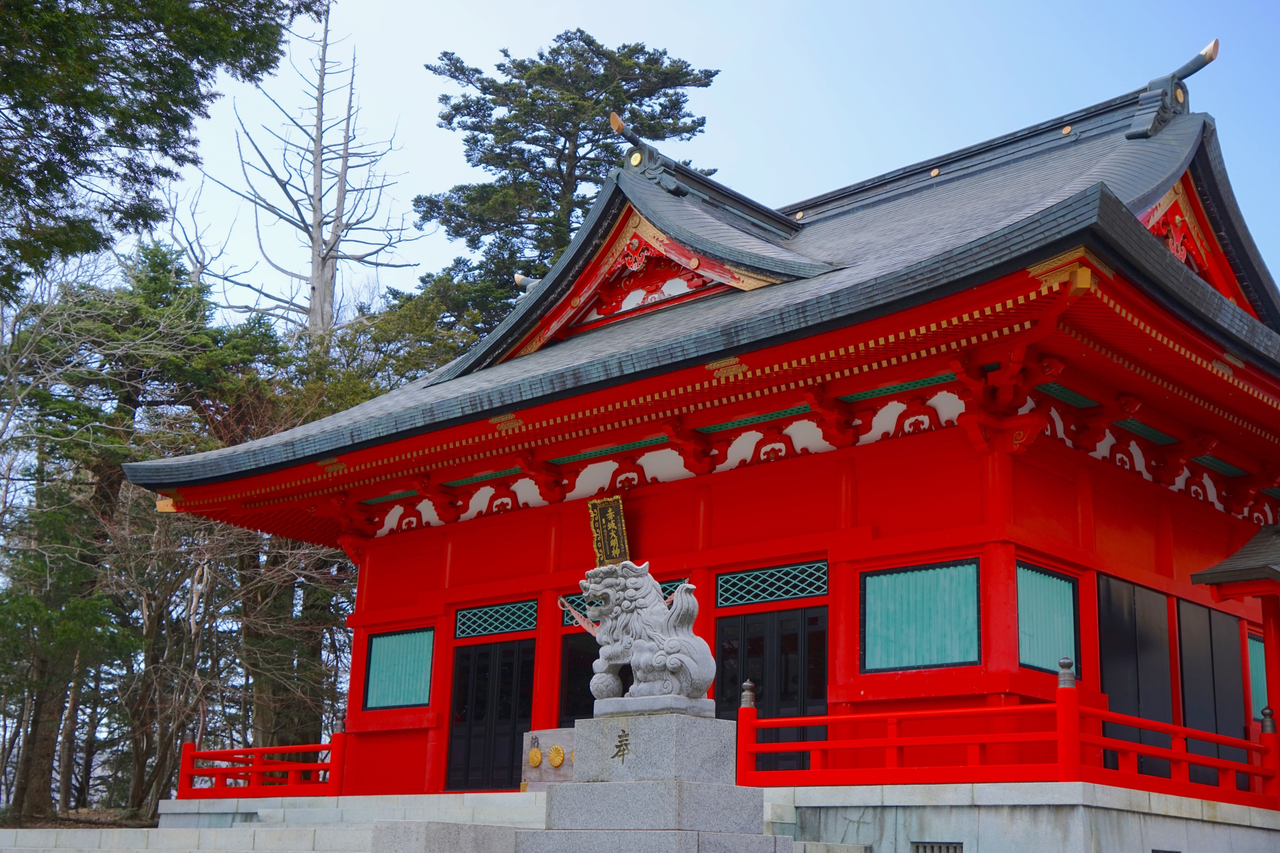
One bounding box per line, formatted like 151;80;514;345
580;560;716;701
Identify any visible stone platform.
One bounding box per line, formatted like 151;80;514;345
766;782;1280;852
375;711;788;853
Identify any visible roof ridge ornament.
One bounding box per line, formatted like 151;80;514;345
1127;39;1219;140
609;111;691;197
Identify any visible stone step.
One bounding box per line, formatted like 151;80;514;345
157;793;546;830
792;844;872;853
0;826;373;852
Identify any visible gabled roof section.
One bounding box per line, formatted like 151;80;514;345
426;134;839;381
122;45;1280;491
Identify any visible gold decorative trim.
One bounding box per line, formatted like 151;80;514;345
184;279;1075;513
1060;320;1280;446
1085;284;1280;422
1026;247;1115;283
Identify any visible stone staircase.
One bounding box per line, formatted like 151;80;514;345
0;791;868;853
0;793;546;853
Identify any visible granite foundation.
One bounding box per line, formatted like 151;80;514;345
372;711;787;853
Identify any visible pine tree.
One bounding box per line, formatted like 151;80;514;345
414;29;718;335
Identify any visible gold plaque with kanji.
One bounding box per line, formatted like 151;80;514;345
587;496;629;565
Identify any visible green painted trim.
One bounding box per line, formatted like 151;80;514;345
445;467;523;488
361;489;418;506
697;405;811;434
455;600;539;639
1035;382;1099;409
548;436;668;465
1112;418;1178;446
839;373;956;403
1191;454;1249;478
717;562;829;607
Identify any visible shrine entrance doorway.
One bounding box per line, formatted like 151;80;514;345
715;606;827;769
446;639;535;790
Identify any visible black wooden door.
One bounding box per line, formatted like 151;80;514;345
559;633;632;728
1097;576;1173;777
715;607;827;770
446;639;535;790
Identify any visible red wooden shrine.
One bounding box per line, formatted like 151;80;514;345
131;49;1280;809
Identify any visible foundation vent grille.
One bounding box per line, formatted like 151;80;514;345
911;844;962;853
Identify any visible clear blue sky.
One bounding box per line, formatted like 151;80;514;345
183;0;1280;307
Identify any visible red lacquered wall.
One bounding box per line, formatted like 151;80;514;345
339;423;1264;794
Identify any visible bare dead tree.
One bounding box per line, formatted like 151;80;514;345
191;4;416;337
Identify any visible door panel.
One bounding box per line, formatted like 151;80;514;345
1097;576;1171;777
559;633;633;728
447;639;534;790
715;607;827;770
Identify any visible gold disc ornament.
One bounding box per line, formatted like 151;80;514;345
527;746;542;767
548;745;565;768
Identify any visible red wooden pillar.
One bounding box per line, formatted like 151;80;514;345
982;540;1019;676
424;616;455;793
532;589;563;731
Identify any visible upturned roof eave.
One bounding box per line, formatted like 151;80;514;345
1189;121;1280;329
123;183;1108;491
121;178;1280;492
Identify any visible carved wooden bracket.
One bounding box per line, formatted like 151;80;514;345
518;454;568;504
336;533;370;565
803;388;856;448
663;419;718;475
1071;394;1142;455
1222;465;1280;516
605;457;654;495
959;408;1049;455
413;475;467;524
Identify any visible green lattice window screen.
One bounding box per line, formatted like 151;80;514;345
562;579;689;626
456;600;538;638
1250;635;1267;721
365;628;433;709
863;562;978;671
717;562;828;608
1017;565;1077;675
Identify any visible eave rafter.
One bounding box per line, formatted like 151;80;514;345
163;248;1280;546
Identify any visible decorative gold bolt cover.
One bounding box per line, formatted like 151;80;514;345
1062;126;1072;135
630;152;642;166
689;257;699;269
795;211;803;220
1175;88;1185;104
527;746;543;767
549;744;565;768
930;168;940;177
570;749;575;764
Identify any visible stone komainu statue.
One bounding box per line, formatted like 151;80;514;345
581;560;716;701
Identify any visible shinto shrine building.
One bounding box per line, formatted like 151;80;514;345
125;42;1280;826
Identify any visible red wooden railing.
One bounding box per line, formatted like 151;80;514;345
737;667;1280;811
177;734;346;799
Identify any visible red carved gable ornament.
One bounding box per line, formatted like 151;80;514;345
1139;173;1256;318
506;206;781;359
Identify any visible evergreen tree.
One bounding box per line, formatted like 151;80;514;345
0;0;323;300
414;29;718;335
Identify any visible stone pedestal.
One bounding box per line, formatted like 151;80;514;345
373;711;788;853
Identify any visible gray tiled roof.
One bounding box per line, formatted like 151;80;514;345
122;77;1280;490
1191;526;1280;585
